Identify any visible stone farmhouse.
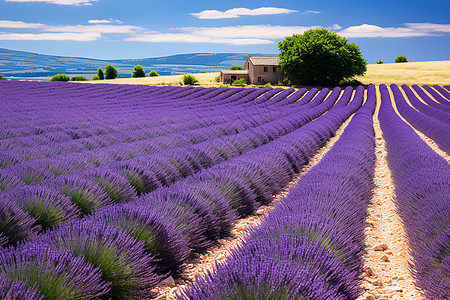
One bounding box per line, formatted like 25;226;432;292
219;55;284;85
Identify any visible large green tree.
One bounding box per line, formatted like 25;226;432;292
104;65;118;80
131;65;146;78
278;28;367;85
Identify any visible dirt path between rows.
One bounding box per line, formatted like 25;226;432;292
356;99;424;300
152;109;355;300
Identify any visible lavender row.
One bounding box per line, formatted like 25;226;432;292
411;85;450;113
0;88;321;181
1;88;324;193
0;87;335;246
0;86;359;299
181;85;375;299
390;84;450;154
421;85;450;106
2;87;302;159
0;84;264;141
0;86;297;152
401;85;450;124
378;84;449;300
432;85;450;101
0;90;304;162
0;83;257;139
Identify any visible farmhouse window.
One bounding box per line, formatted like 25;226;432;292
264;67;268;72
273;67;277;72
231;76;237;81
258;77;262;82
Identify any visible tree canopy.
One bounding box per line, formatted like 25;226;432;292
97;68;104;80
230;66;243;70
132;65;146;78
395;56;408;63
278;28;367;85
105;65;118;80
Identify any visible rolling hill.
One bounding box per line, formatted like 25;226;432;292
0;48;249;79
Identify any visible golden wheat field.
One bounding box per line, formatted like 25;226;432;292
88;60;450;87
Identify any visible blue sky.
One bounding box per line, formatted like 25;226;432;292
0;0;449;63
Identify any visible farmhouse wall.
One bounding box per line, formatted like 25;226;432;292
248;65;283;85
219;70;249;84
220;54;284;85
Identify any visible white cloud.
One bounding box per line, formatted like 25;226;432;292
404;23;450;33
88;20;112;24
0;19;143;41
332;24;342;30
126;33;273;45
126;25;321;45
303;10;321;15
337;23;450;38
178;25;319;39
0;32;100;41
44;24;145;34
88;19;123;24
0;20;44;28
191;7;297;19
5;0;96;5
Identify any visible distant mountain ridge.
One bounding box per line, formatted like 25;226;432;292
0;48;252;79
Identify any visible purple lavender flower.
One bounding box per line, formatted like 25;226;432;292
41;175;114;215
0;243;109;299
180;255;346;300
133;192;210;252
36;220;161;299
109;161;162;195
0;170;25;192
0;274;43;300
0;197;41;246
87;203;190;276
2;186;81;230
82;168;137;203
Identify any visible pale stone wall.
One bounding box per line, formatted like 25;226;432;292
220;71;249;84
249;65;284;84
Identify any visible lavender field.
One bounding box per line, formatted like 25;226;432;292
0;80;448;300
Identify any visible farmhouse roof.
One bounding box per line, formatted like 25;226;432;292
249;55;280;66
220;70;249;74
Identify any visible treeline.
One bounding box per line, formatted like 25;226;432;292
51;65;161;81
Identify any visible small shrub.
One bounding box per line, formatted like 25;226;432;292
199;71;207;73
132;65;146;78
105;65;118;79
232;78;247;85
257;83;272;88
51;74;70;82
278;78;291;86
0;75;6;80
149;70;159;77
230;66;243;70
183;74;198;85
91;75;100;81
97;68;104;80
214;76;220;83
376;60;384;64
70;76;88;81
395;56;408;63
339;78;364;87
